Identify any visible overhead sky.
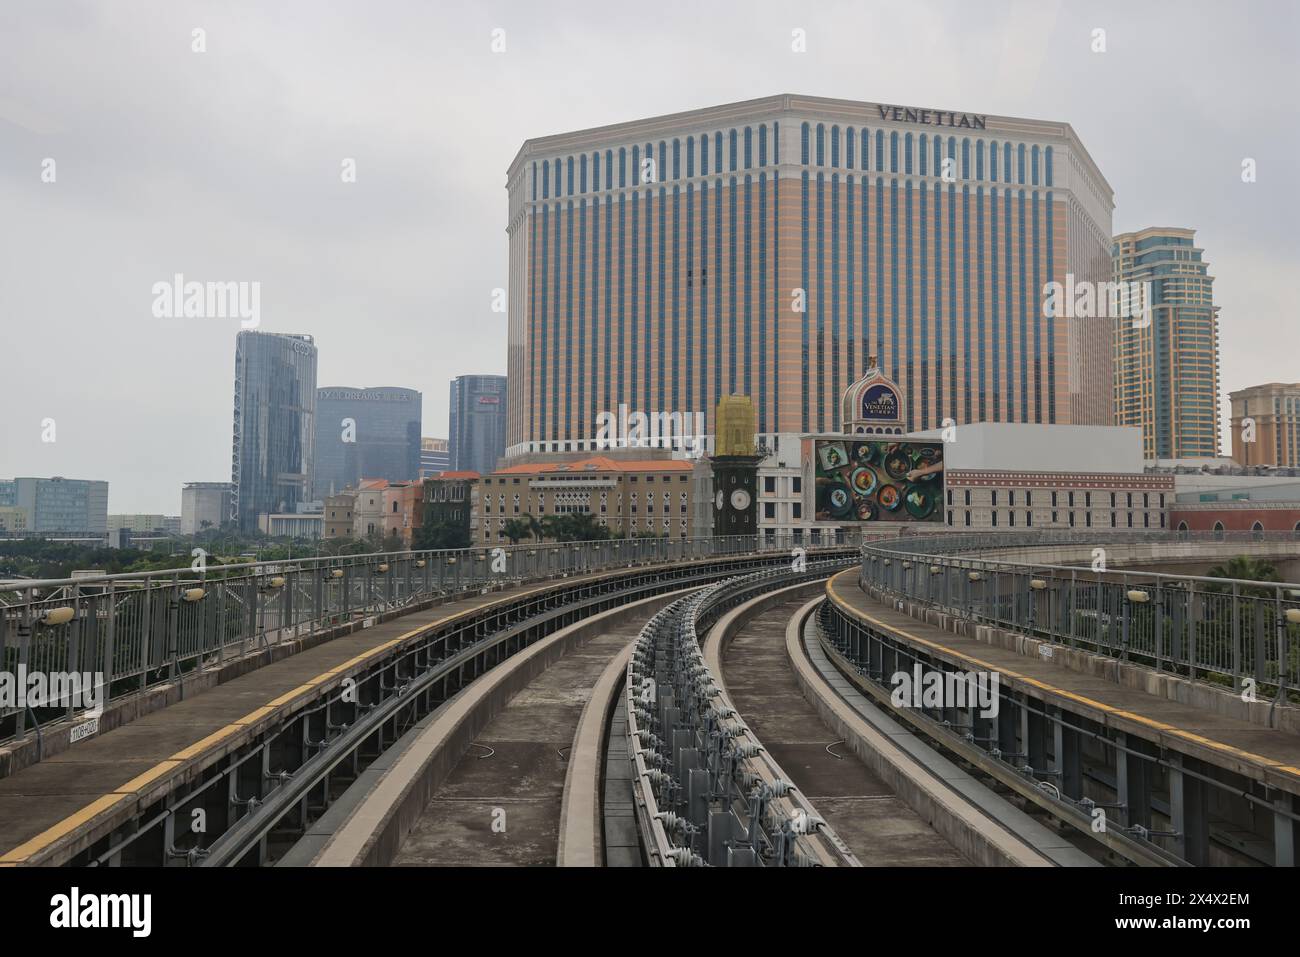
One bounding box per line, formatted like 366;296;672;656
1;0;1296;512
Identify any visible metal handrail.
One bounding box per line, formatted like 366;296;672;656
0;532;869;741
860;530;1300;696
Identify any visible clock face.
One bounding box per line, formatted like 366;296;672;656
715;490;725;510
730;489;751;511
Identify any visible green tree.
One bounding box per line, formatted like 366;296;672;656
1206;556;1281;597
501;519;531;545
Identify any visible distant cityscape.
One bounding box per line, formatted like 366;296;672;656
3;95;1299;559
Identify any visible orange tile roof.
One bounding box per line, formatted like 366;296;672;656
491;456;693;476
429;470;481;480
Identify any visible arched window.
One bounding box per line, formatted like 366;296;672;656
816;124;825;166
800;122;809;165
1252;521;1265;540
904;132;913;174
1213;521;1225;541
830;124;840;167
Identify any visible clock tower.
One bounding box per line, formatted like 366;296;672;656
711;395;761;536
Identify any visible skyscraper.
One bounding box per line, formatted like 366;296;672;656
449;375;507;475
1230;382;1300;468
505;93;1115;457
231;331;318;531
420;437;451;478
1113;227;1220;459
313;386;422;498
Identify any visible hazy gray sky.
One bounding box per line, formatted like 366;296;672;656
2;0;1296;512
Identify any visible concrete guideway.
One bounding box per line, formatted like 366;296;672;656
829;571;1300;794
312;591;685;866
0;592;510;866
714;589;967;865
827;568;1300;865
1;550;835;866
787;596;1098;866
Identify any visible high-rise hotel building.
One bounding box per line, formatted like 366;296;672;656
505;94;1115;456
1112;227;1220;460
1230;382;1300;468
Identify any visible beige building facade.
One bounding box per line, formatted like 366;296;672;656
506;93;1115;459
1230;382;1300;468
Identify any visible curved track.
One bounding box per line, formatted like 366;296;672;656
720;593;964;865
389;608;658;866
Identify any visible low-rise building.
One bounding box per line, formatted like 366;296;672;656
181;481;233;534
1170;502;1300;535
258;513;324;539
108;514;180;534
421;471;479;542
1;476;109;535
0;506;29;535
475;456;698;543
352;479;389;541
909;422;1171;530
382;482;421;546
323;492;356;540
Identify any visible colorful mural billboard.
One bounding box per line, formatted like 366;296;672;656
811;438;944;523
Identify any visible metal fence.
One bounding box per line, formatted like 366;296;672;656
0;532;868;741
861;531;1300;698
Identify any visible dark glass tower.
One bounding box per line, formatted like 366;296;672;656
313;386;422;498
231;332;318;531
448;374;507;475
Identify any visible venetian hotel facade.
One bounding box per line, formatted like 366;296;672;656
505;94;1115;457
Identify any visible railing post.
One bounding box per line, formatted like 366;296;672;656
102;581;117;708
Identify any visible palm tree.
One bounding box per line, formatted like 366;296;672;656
1207;556;1280;597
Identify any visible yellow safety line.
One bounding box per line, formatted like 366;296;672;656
1;553;800;863
825;570;1300;778
0;576;568;864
